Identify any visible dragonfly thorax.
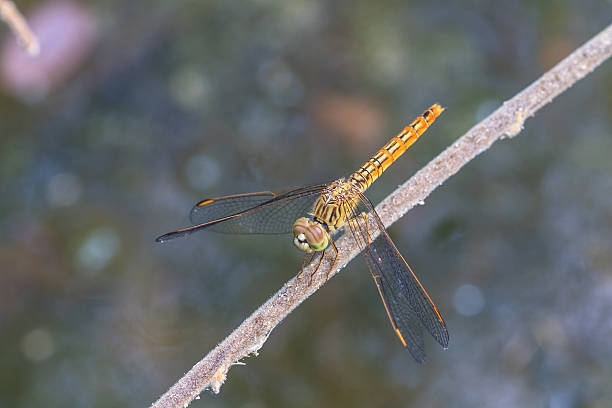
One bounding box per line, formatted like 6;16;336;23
312;179;360;230
292;179;359;253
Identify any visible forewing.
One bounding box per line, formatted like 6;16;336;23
344;193;448;361
189;192;277;226
156;184;328;242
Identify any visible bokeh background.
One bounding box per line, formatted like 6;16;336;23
1;1;611;407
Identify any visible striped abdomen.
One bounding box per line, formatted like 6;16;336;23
349;104;444;192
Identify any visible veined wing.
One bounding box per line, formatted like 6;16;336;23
344;193;449;363
156;183;329;242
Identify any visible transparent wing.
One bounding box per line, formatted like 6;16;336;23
190;192;278;225
156;183;329;242
344;193;448;363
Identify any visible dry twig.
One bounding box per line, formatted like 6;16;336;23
151;23;612;408
0;0;39;56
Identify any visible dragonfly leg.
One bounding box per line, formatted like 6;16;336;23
325;237;339;282
298;252;317;280
308;250;326;286
361;212;371;243
360;212;381;279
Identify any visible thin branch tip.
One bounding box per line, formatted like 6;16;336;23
0;0;40;56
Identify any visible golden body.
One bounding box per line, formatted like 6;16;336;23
293;104;445;256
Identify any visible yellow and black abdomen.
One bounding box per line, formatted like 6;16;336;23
349;104;444;192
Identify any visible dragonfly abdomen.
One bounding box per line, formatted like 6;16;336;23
349;104;444;192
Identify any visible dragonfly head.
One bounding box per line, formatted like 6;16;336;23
292;217;329;253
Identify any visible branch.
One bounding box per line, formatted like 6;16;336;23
151;23;612;408
0;0;39;56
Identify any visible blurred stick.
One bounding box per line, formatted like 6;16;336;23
151;22;612;408
0;0;39;56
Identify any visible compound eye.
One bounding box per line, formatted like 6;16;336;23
292;217;329;253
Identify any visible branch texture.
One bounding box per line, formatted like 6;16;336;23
151;22;612;408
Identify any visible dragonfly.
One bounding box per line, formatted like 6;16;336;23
156;104;449;363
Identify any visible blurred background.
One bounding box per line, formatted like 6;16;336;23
1;1;611;407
